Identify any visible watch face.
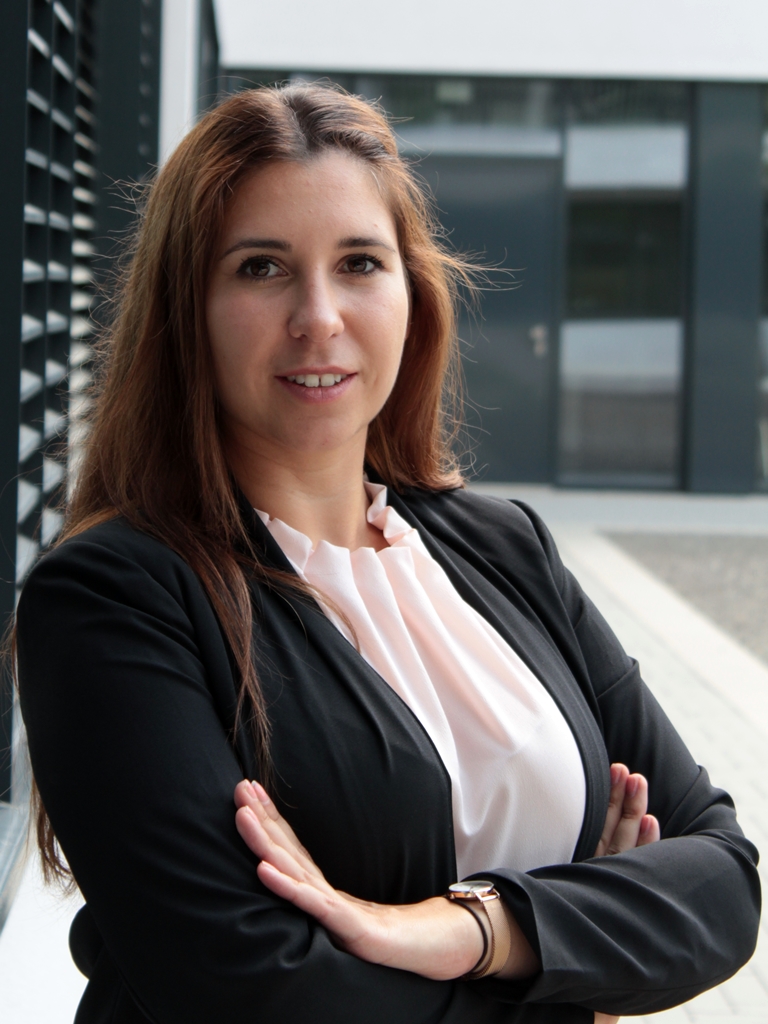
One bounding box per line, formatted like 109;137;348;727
448;880;496;899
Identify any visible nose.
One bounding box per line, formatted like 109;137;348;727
287;273;344;344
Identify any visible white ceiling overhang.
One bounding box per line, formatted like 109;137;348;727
214;0;768;82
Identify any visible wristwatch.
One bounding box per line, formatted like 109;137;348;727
445;880;512;979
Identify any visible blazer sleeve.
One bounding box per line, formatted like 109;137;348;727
475;502;761;1017
17;526;571;1024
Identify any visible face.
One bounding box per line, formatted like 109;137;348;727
206;151;411;468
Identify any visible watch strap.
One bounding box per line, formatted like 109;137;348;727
445;883;512;980
464;893;511;979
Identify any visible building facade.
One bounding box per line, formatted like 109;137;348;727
222;67;768;495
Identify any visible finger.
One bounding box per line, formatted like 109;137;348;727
594;764;629;857
256;860;336;923
256;860;370;945
236;806;328;888
250;781;313;857
256;860;342;926
234;782;318;871
636;814;660;847
606;773;649;855
234;781;310;855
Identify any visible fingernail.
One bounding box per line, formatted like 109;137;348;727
640;816;651;835
610;765;620;787
627;776;639;797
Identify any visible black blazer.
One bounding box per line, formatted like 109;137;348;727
16;485;760;1024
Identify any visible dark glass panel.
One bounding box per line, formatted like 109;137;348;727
567;199;682;319
567;80;689;125
221;71;561;129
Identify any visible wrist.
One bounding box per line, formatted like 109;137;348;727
363;896;485;981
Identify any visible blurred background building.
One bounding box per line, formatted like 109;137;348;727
2;0;768;952
216;0;768;498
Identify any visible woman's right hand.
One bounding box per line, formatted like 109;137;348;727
593;764;661;1024
233;765;658;1003
233;779;537;981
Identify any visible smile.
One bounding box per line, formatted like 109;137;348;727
285;373;348;388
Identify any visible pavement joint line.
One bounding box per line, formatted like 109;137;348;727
470;483;768;535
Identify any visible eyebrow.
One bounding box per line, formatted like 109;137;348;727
220;235;397;259
221;239;290;258
337;236;397;254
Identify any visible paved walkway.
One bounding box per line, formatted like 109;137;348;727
484;485;768;1024
1;486;766;1022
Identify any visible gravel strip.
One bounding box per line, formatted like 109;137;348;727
604;533;768;666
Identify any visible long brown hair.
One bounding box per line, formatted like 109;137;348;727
29;82;476;883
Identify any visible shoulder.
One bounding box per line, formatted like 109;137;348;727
399;485;562;577
45;515;180;559
17;516;208;625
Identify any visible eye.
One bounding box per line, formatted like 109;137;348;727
342;254;383;275
238;257;283;279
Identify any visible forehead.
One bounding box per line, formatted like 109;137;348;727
223;152;397;238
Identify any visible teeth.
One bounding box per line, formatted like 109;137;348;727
286;373;348;387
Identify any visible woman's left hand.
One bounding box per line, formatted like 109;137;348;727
594;763;661;858
591;764;662;1024
233;779;538;981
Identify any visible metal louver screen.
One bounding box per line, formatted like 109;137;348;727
19;0;96;584
0;0;181;930
0;0;98;928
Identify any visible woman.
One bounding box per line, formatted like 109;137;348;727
16;84;759;1024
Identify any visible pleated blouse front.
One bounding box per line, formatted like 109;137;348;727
255;482;586;879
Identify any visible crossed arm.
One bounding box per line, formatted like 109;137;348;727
234;762;660;1023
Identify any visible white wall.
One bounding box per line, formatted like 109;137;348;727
214;0;768;82
159;0;201;164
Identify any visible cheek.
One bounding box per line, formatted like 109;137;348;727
359;286;410;374
206;306;259;421
207;291;269;378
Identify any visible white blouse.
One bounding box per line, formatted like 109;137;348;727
256;482;586;879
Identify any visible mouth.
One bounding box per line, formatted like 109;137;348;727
277;371;356;400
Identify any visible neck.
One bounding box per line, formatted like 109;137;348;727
226;433;385;552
